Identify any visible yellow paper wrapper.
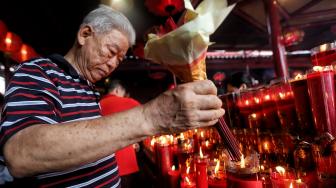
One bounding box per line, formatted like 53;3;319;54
144;0;235;82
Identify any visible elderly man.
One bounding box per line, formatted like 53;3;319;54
0;5;224;187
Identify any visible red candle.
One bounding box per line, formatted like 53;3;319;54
307;67;336;136
270;166;296;188
290;76;314;133
195;147;209;188
168;165;181;188
156;137;173;177
227;174;263;188
208;159;227;188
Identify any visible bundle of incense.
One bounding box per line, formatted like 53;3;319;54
217;117;242;161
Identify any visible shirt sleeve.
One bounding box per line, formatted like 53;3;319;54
0;61;61;154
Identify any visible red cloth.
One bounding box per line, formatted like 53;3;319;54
100;94;140;176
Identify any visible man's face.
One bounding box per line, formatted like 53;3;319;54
79;29;129;83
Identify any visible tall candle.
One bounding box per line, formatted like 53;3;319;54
289;76;314;133
307;67;336;136
195;147;209;188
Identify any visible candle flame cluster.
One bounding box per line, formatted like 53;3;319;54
214;159;220;174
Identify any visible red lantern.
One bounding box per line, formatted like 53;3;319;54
145;0;184;17
0;20;7;40
0;32;22;53
10;44;39;63
282;29;304;47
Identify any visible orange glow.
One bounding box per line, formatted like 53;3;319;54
186;166;190;174
245;100;249;106
215;159;220;174
201;131;204;138
186;177;191;185
240;154;245;168
289;182;293;188
264;95;270;100
295;74;303;80
205;140;209;147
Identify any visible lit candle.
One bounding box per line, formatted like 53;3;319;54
208;159;227;188
156;136;173;178
181;176;196;188
270;166;296;188
168;165;181;188
195;147;208;188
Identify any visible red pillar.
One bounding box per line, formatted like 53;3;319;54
264;0;289;80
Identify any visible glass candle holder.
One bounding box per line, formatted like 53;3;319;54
307;66;336;137
289;75;315;136
311;41;336;67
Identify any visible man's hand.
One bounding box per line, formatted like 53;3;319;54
143;80;225;134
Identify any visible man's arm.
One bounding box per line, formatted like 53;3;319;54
4;80;224;178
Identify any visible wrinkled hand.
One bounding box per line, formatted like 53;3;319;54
144;80;225;134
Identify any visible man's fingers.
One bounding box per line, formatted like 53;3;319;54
195;95;223;110
180;80;217;95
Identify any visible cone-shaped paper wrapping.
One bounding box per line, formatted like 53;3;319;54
144;0;235;82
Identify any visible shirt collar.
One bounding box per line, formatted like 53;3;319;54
48;54;80;78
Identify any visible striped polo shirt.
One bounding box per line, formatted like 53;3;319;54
0;54;120;187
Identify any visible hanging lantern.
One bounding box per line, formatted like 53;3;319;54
145;0;184;17
0;20;7;40
10;44;39;63
0;32;22;53
282;29;304;47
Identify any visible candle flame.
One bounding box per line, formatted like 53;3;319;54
5;37;12;45
289;182;293;188
275;166;286;176
240;154;245;168
160;136;167;145
200;147;204;158
297;179;302;183
264;142;269;151
279;92;285;99
215;160;220;174
170;135;174;144
205;140;209;147
180;133;185;140
313;66;323;72
201;131;204;138
295;74;303;80
254;97;260;104
260;165;265;171
186;166;190;174
251;113;257;119
150;138;156;146
264;94;270;100
186;177;191;184
171;165;175;171
245;100;249;106
194;129;198;133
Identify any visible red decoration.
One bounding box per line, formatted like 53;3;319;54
0;20;7;40
0;32;22;53
213;72;226;82
282;29;304;47
145;0;184;17
11;44;39;63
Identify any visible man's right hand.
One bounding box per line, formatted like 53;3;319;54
143;80;225;135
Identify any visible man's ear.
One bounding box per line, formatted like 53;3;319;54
77;25;94;46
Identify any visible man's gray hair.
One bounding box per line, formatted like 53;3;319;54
81;5;136;46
